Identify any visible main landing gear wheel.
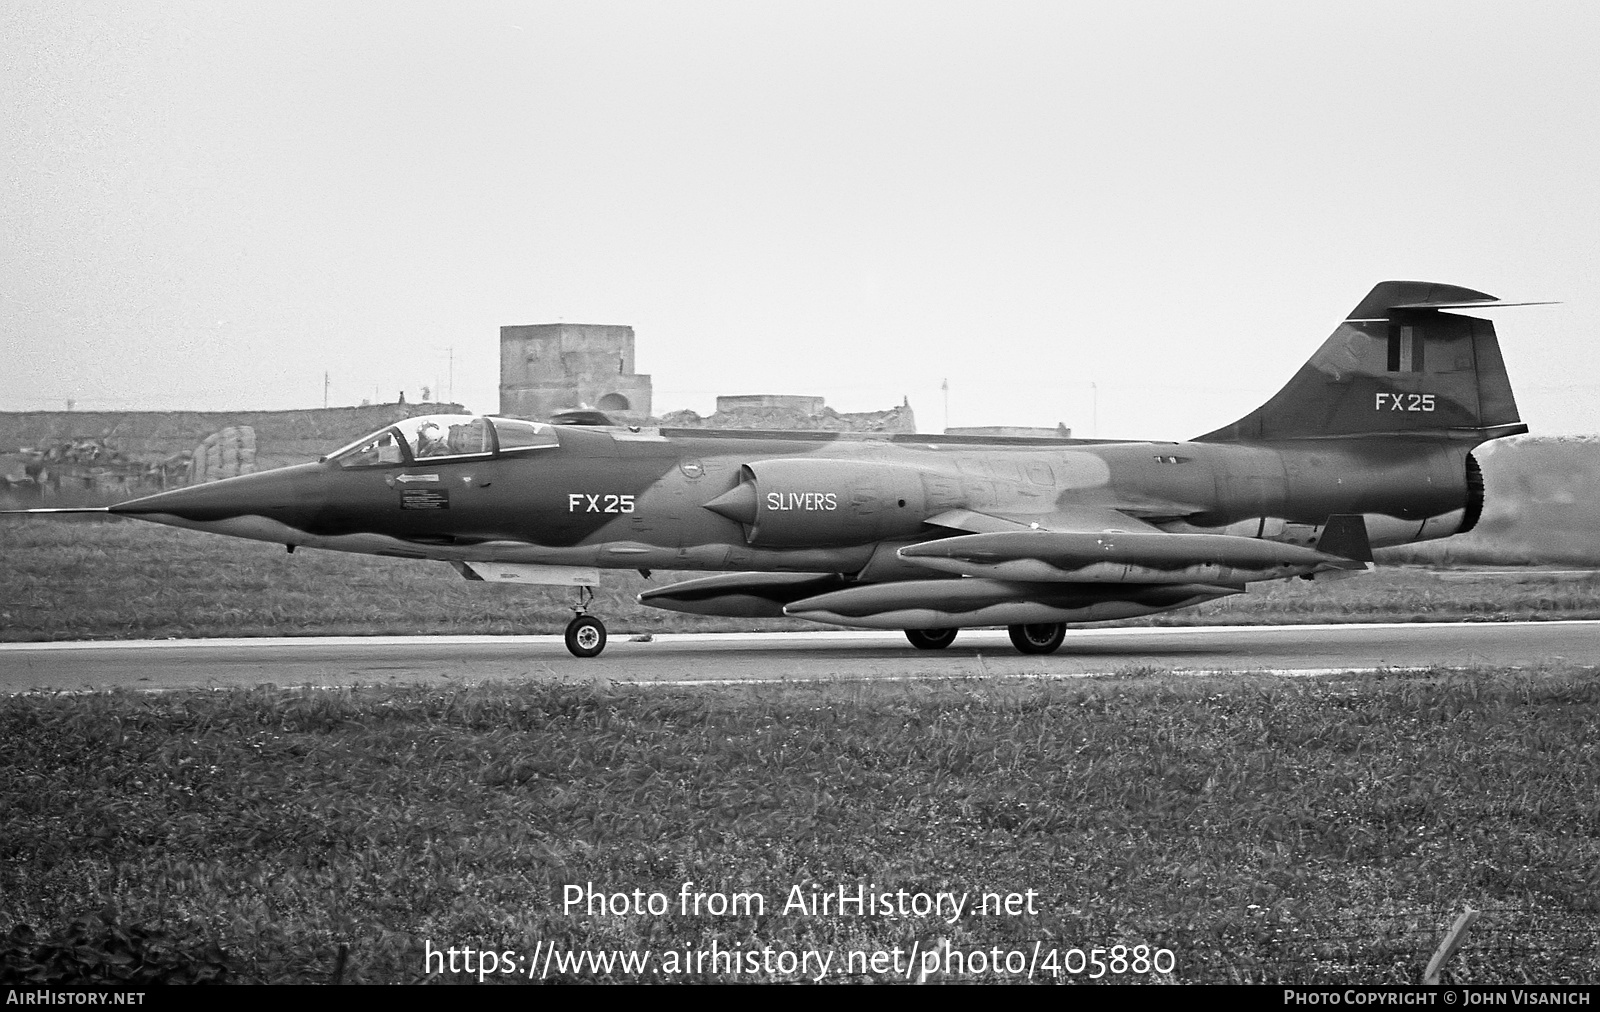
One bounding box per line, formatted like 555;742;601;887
905;628;958;650
1008;622;1066;655
564;614;607;658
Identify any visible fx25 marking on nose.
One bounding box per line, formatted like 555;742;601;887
568;493;635;513
1375;392;1435;412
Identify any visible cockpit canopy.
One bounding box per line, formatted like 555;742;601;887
327;415;560;468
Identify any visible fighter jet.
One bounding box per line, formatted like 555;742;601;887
8;281;1537;657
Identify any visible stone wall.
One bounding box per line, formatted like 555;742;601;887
0;403;465;470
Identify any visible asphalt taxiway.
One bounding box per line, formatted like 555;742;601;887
2;620;1597;693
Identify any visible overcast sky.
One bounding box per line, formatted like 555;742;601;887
4;1;1597;440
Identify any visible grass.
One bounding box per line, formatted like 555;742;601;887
4;517;1600;642
0;517;812;641
2;670;1597;983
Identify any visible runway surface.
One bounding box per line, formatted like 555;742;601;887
2;620;1598;693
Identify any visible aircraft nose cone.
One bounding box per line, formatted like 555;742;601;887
110;463;324;523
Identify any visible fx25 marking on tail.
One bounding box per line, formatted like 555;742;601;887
1375;393;1436;412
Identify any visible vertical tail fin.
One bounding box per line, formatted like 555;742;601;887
1195;281;1535;443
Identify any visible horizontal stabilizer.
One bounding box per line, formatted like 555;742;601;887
1384;299;1555;311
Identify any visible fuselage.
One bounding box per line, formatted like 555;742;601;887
111;420;1480;577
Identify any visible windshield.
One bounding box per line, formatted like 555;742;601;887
328;415;560;467
330;428;408;467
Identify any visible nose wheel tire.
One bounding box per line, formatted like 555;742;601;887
905;628;958;650
564;615;608;658
1008;622;1066;655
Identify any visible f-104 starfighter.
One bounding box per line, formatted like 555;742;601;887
9;281;1537;657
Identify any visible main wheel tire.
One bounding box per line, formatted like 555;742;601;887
564;615;607;658
905;628;958;650
1008;622;1066;655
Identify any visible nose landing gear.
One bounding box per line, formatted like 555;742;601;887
564;585;608;658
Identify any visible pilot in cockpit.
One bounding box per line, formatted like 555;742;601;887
415;420;450;457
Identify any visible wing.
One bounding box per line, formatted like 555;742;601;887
923;504;1164;536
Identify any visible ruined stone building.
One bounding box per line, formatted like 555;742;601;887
499;323;653;421
494;322;918;432
713;395;826;415
659;395;917;433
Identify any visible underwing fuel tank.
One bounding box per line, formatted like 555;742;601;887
897;529;1364;584
703;459;959;548
782;579;1240;631
637;572;852;618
